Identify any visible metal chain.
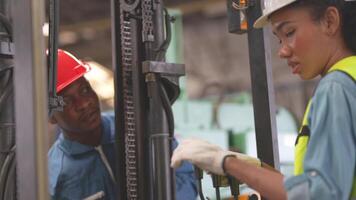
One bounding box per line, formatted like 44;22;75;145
142;0;154;42
121;12;138;200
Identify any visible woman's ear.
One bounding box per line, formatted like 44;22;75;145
322;6;341;36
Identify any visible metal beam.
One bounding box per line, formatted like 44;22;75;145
12;0;49;199
246;0;280;169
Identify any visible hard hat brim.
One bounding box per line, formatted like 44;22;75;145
253;14;270;29
253;0;297;28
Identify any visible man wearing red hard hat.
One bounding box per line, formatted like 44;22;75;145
48;49;197;200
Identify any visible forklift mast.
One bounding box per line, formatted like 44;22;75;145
111;0;184;199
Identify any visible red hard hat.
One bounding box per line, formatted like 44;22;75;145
56;49;91;93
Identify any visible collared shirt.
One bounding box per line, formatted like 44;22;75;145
285;71;356;200
48;112;197;200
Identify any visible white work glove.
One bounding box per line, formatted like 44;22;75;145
171;138;261;175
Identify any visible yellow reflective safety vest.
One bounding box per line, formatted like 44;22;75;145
294;56;356;198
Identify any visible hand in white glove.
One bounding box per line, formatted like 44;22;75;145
171;138;261;175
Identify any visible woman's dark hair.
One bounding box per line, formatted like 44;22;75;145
341;1;356;54
289;0;356;54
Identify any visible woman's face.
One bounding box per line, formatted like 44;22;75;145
270;6;333;80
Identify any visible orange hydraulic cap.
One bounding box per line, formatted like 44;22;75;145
56;49;91;93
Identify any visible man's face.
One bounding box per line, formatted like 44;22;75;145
51;77;101;135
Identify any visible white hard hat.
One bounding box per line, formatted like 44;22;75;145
254;0;298;28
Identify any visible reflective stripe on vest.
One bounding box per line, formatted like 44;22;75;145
294;56;356;198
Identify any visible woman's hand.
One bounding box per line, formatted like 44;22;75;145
171;138;261;175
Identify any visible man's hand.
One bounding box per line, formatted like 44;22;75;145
171;138;261;175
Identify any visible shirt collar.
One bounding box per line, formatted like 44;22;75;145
57;115;113;155
57;134;94;155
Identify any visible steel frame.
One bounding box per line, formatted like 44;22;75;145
12;0;49;199
246;0;280;169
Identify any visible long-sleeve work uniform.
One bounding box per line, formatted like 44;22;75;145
285;57;356;200
48;112;197;200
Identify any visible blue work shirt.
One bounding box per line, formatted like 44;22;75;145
48;112;197;200
285;71;356;200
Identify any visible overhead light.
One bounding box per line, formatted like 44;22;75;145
42;22;49;37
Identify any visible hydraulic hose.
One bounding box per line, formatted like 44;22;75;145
0;66;13;109
0;145;15;200
48;0;60;115
158;79;174;137
0;62;15;200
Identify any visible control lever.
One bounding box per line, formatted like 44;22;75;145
211;174;231;200
194;166;206;200
228;176;240;200
196;166;260;200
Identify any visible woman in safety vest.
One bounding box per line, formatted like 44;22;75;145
171;0;356;199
